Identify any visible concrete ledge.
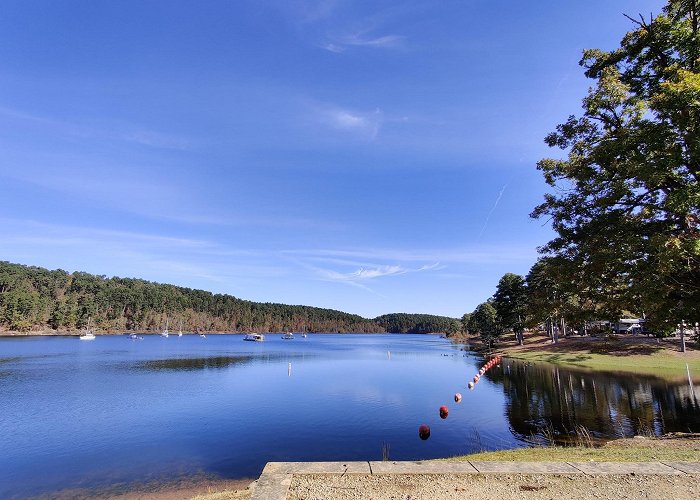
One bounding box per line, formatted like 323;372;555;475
264;461;371;474
471;460;580;474
251;472;291;500
568;461;683;475
370;460;478;474
663;462;700;474
254;460;700;500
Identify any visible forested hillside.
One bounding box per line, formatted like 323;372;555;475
0;261;458;334
375;313;460;334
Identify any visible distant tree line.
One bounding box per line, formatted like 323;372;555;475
0;261;459;334
375;313;461;335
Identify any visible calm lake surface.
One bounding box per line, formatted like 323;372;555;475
1;334;699;497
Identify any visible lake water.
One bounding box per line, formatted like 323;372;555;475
1;334;699;497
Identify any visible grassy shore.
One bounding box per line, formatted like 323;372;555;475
466;333;700;379
444;434;700;463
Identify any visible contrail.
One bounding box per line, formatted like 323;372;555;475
478;184;507;240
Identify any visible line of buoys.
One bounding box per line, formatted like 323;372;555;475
470;354;502;390
419;354;504;440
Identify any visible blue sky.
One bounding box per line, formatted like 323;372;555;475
0;0;663;319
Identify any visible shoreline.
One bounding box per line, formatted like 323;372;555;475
0;330;444;338
38;476;254;500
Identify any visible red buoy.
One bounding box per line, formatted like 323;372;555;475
418;424;431;440
439;405;449;419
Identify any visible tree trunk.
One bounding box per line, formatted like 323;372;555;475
680;323;686;353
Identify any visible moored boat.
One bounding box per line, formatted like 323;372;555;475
79;317;96;340
243;333;265;342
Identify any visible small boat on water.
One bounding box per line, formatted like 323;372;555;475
79;317;96;340
161;318;169;338
199;333;206;338
281;332;294;340
129;333;143;340
243;333;265;342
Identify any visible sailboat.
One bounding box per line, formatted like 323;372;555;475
79;317;96;340
160;318;169;338
178;320;183;337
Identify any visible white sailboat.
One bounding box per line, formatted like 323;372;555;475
160;318;169;338
178;320;183;337
79;317;96;340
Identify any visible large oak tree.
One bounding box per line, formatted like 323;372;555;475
532;0;700;330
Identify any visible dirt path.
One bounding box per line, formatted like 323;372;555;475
288;473;700;500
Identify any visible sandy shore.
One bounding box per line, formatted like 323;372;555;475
35;477;254;500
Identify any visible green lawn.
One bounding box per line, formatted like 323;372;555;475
494;336;700;379
508;350;699;376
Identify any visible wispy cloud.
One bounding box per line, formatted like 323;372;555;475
282;245;535;265
300;261;441;296
307;258;439;280
315;103;383;140
323;33;405;53
0;105;193;150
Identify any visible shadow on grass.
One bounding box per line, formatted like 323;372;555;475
517;336;667;357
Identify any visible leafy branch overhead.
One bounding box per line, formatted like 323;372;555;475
531;0;700;328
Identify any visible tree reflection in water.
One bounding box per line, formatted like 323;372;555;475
136;356;255;371
493;359;700;445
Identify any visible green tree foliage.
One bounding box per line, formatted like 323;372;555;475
460;313;471;334
0;261;458;334
467;301;502;349
493;273;528;345
531;1;700;330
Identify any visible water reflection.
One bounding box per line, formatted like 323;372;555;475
136;356;255;371
497;359;700;445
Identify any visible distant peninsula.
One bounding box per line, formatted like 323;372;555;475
0;261;460;335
